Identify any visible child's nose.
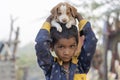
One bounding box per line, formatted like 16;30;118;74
63;49;70;55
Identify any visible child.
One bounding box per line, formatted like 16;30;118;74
35;13;97;80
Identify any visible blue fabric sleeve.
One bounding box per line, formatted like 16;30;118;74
35;29;53;75
78;22;98;73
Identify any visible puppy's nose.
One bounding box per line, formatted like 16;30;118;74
62;19;67;23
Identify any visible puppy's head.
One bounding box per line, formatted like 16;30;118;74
51;2;77;23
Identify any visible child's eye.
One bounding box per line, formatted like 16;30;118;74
58;45;64;49
70;45;76;48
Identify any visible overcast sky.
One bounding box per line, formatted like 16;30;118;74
1;0;118;48
0;0;105;47
0;0;66;47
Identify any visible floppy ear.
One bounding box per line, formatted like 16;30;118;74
51;6;57;15
65;2;77;17
51;3;63;19
70;6;77;17
51;6;57;19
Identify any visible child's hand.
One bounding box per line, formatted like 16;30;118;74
46;15;54;23
75;34;85;57
41;15;53;32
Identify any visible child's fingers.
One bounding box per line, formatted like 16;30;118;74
79;35;85;46
75;35;85;56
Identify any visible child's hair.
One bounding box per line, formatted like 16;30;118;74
50;23;78;47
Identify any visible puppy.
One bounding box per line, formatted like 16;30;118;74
51;2;77;32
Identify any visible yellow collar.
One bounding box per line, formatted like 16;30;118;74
53;53;80;66
51;46;81;65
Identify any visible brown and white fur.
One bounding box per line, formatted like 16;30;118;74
51;2;77;32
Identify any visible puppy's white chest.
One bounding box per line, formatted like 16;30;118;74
51;18;76;32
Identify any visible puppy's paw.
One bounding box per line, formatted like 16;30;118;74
51;20;62;32
66;23;72;29
56;25;62;32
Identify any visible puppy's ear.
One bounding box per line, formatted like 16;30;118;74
51;6;57;15
65;2;77;17
70;6;77;17
51;6;57;19
51;3;63;18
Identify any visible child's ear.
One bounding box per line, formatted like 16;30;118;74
50;48;54;51
50;44;54;51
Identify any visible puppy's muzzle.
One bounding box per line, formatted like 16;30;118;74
62;18;67;23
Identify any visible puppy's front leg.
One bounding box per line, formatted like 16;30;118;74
66;18;76;28
51;20;62;32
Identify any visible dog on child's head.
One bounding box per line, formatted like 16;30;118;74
51;2;77;32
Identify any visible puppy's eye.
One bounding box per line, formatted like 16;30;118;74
67;12;70;15
58;12;61;15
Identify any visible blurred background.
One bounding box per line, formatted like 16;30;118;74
0;0;120;80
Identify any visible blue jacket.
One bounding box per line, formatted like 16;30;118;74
35;21;97;80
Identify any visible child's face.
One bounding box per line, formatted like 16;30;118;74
53;37;77;63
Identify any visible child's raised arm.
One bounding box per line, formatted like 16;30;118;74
35;15;54;74
76;13;98;73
